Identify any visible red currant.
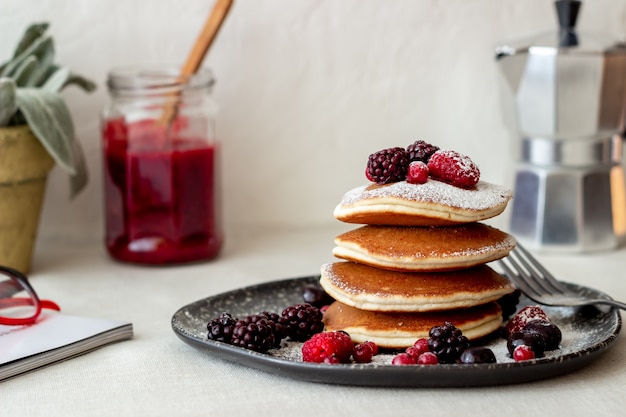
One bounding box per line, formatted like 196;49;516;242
417;352;439;365
513;345;535;362
391;353;417;365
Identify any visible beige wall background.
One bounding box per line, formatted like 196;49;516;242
2;0;626;243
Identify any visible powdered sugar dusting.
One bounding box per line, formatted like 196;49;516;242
339;180;512;211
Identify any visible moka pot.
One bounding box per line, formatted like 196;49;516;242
495;0;626;252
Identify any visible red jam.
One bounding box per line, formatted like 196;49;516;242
102;118;222;264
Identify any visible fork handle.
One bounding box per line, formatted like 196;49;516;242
589;299;626;310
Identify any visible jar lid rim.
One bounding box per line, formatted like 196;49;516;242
107;66;215;91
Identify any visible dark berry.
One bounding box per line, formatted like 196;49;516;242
459;347;497;364
507;331;546;358
231;316;276;353
513;345;535;361
302;284;334;308
523;320;562;350
281;303;324;342
496;289;521;321
206;312;237;343
259;311;288;347
302;331;354;363
406;140;439;163
428;322;470;364
366;147;409;184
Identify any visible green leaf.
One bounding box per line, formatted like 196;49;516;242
63;73;97;92
0;78;18;126
13;22;49;58
1;35;54;78
16;88;88;197
42;67;70;92
13;55;38;87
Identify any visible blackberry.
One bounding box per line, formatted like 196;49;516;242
281;303;324;342
206;312;237;343
231;315;276;353
406;140;439;164
427;322;470;364
259;311;288;347
366;147;409;184
496;289;521;320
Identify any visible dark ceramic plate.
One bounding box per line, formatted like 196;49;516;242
171;276;622;387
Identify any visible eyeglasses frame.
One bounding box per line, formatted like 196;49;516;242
0;265;61;326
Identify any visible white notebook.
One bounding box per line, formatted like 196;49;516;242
0;312;133;381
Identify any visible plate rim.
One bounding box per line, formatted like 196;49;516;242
171;275;622;387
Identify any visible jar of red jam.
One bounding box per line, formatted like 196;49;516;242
101;67;222;264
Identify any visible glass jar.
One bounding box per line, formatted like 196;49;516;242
101;67;222;265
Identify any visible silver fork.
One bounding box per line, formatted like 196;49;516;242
497;243;626;310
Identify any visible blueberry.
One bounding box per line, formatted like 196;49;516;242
507;331;546;358
522;320;562;351
459;347;496;364
302;285;334;308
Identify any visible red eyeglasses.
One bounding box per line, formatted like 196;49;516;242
0;265;61;326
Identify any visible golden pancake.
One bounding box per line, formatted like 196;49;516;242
333;180;512;226
319;262;515;312
323;300;503;348
332;223;515;272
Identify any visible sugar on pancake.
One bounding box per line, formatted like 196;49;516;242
323;300;503;349
319;262;516;312
333;179;512;226
332;223;515;272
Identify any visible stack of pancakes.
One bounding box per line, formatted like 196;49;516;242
320;179;516;349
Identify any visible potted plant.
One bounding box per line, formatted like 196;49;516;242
0;22;95;273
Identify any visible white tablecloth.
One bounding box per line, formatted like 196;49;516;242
2;225;625;416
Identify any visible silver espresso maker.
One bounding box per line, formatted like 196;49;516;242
495;0;626;252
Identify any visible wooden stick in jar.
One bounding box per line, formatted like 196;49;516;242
159;0;234;127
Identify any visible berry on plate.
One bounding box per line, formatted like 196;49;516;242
505;305;550;337
301;331;354;363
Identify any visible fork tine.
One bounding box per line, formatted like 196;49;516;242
500;251;546;300
514;243;570;294
497;257;541;302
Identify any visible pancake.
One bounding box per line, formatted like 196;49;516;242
323;300;503;348
333;180;512;226
332;223;515;272
319;262;515;312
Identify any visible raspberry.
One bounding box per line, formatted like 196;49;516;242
301;331;354;363
427;149;480;188
513;345;535;362
206;312;237;343
366;147;409;184
428;322;470;364
505;305;550;337
392;353;417;365
417;352;439;365
406;161;429;184
406;140;439;163
281;303;324;342
231;316;276;353
352;343;374;363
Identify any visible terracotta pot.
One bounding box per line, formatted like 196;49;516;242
0;125;54;274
